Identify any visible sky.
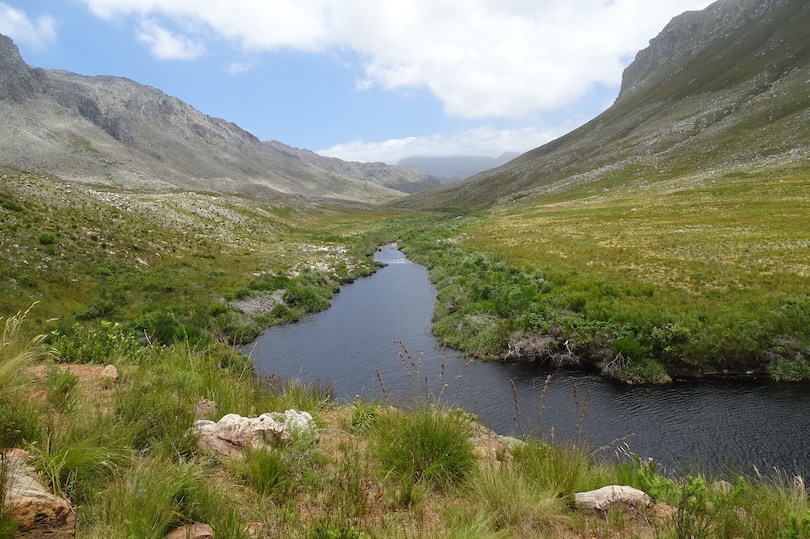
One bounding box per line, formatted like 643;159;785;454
1;0;714;164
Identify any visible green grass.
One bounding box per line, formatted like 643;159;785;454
390;172;810;381
370;403;476;491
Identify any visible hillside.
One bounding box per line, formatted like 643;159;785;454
0;34;435;204
401;0;810;210
386;0;810;382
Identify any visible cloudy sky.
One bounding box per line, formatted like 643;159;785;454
2;0;713;164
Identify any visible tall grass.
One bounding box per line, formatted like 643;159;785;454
370;403;476;491
0;304;48;400
459;463;567;534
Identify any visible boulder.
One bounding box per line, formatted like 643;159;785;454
574;485;653;512
165;523;214;539
101;364;119;381
3;449;76;538
193;410;314;458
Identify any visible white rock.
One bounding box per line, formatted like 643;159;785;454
574;485;653;512
192;410;314;458
4;449;76;537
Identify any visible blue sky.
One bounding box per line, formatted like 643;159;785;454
1;0;713;164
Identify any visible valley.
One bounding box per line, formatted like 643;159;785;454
1;0;809;537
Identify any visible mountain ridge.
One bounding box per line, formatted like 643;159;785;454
0;34;436;203
399;0;810;210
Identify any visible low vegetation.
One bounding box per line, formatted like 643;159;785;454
2;306;810;538
1;166;809;536
387;169;810;382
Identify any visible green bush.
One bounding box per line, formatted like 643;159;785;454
38;231;56;245
348;397;379;434
74;299;117;320
768;359;810;382
50;322;142;364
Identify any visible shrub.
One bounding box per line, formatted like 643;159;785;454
768;359;810;382
74;299;117;320
50;322;141;364
38;231;56;245
371;404;475;490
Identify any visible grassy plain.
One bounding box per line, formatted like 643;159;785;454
393;167;810;381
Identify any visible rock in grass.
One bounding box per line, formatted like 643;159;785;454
101;364;119;381
193;410;314;458
164;523;214;539
4;449;76;538
193;398;218;420
574;485;653;512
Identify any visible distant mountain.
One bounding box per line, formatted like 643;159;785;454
0;34;436;203
397;153;520;183
401;0;810;210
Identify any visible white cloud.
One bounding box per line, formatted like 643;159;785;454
0;3;57;48
317;124;572;164
226;60;252;75
137;19;205;60
79;0;714;117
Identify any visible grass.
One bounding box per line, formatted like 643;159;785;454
370;403;476;491
1;318;810;537
1;166;808;535
388;171;810;381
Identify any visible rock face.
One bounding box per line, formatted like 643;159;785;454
193;410;314;458
619;0;801;98
574;485;653;512
3;450;76;538
0;32;435;203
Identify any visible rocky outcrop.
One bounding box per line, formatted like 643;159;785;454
3;449;76;538
0;35;45;103
574;485;653;512
193;410;315;458
619;0;804;99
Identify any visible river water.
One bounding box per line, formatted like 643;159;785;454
246;246;810;476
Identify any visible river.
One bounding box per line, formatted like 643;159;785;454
246;246;810;476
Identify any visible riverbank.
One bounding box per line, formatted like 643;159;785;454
3;311;808;538
380;215;810;385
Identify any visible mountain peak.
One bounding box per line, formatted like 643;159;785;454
0;33;43;103
618;0;802;100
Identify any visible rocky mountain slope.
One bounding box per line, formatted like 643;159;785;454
0;34;435;203
402;0;810;210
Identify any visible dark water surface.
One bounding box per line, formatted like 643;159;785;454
247;247;810;475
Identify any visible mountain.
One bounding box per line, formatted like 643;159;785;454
396;153;520;183
0;34;435;203
401;0;810;210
